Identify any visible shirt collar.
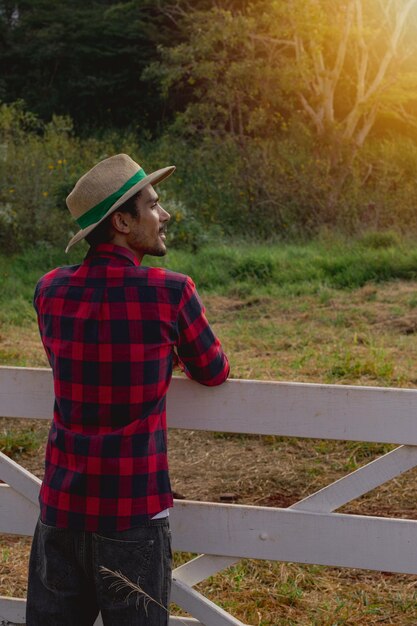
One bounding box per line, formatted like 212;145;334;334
86;243;140;267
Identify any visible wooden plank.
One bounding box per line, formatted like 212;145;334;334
8;491;417;575
92;615;200;626
174;466;417;588
171;578;247;626
169;618;201;625
0;366;53;420
4;366;417;444
0;485;39;535
291;445;417;513
0;452;41;505
173;554;239;587
0;600;200;626
0;596;26;623
168;378;417;444
169;500;417;574
95;615;202;626
6;485;417;575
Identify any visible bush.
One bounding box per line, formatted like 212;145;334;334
0;101;220;254
231;256;274;281
166;200;214;252
4;100;417;252
0;103;146;253
358;230;402;250
0;102;75;252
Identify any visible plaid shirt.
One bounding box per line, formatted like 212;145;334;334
34;243;229;531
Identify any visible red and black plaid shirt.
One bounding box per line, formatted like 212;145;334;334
34;243;229;531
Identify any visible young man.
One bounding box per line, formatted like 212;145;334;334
27;154;230;625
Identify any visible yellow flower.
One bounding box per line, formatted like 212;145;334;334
42;191;49;197
9;188;15;193
57;159;63;165
48;164;54;170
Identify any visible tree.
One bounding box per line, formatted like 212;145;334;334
150;0;417;223
146;1;290;139
270;0;417;209
0;0;183;130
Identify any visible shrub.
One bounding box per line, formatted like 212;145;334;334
166;200;214;252
358;230;402;250
4;100;417;251
231;256;275;281
0;102;149;253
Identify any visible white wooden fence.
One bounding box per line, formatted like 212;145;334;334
2;365;417;625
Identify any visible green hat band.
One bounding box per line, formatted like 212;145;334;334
76;168;147;229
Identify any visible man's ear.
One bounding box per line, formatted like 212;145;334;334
111;211;131;234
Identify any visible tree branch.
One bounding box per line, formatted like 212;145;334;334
332;1;354;83
354;0;369;102
343;0;415;141
364;0;415;102
355;103;379;147
391;103;417;130
299;92;324;134
249;34;295;48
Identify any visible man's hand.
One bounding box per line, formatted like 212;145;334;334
172;348;185;372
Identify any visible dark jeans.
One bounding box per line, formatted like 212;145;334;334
26;517;172;626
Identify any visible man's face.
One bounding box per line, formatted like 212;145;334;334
126;184;171;260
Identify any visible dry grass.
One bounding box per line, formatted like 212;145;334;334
3;280;417;623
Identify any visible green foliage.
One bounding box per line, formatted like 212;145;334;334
230;256;274;282
0;104;131;250
1;236;411;304
0;103;74;251
2;1;417;241
0;243;76;326
145;4;284;139
3;0;417;241
357;230;402;250
165;200;214;252
145;1;417;238
0;0;176;130
327;347;394;383
0;428;39;457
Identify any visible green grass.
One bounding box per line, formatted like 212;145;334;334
156;239;417;293
1;236;417;327
0;428;40;457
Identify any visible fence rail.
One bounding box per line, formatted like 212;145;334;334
2;365;417;625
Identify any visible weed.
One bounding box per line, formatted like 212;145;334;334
231;256;275;282
277;580;304;606
358;230;402;250
326;347;394;383
408;294;417;309
0;428;39;457
318;288;332;305
1;548;10;563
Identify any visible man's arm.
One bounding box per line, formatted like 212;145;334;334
33;280;53;367
175;276;229;386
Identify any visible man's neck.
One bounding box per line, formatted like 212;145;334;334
109;235;144;264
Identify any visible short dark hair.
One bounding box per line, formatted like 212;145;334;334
85;191;141;248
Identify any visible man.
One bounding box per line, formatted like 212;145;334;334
26;153;230;625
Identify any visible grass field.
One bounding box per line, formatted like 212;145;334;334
2;236;417;624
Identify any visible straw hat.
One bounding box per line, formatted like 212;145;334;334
65;154;175;251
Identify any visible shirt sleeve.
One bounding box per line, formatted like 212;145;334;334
33;280;53;367
176;276;230;386
33;280;40;312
